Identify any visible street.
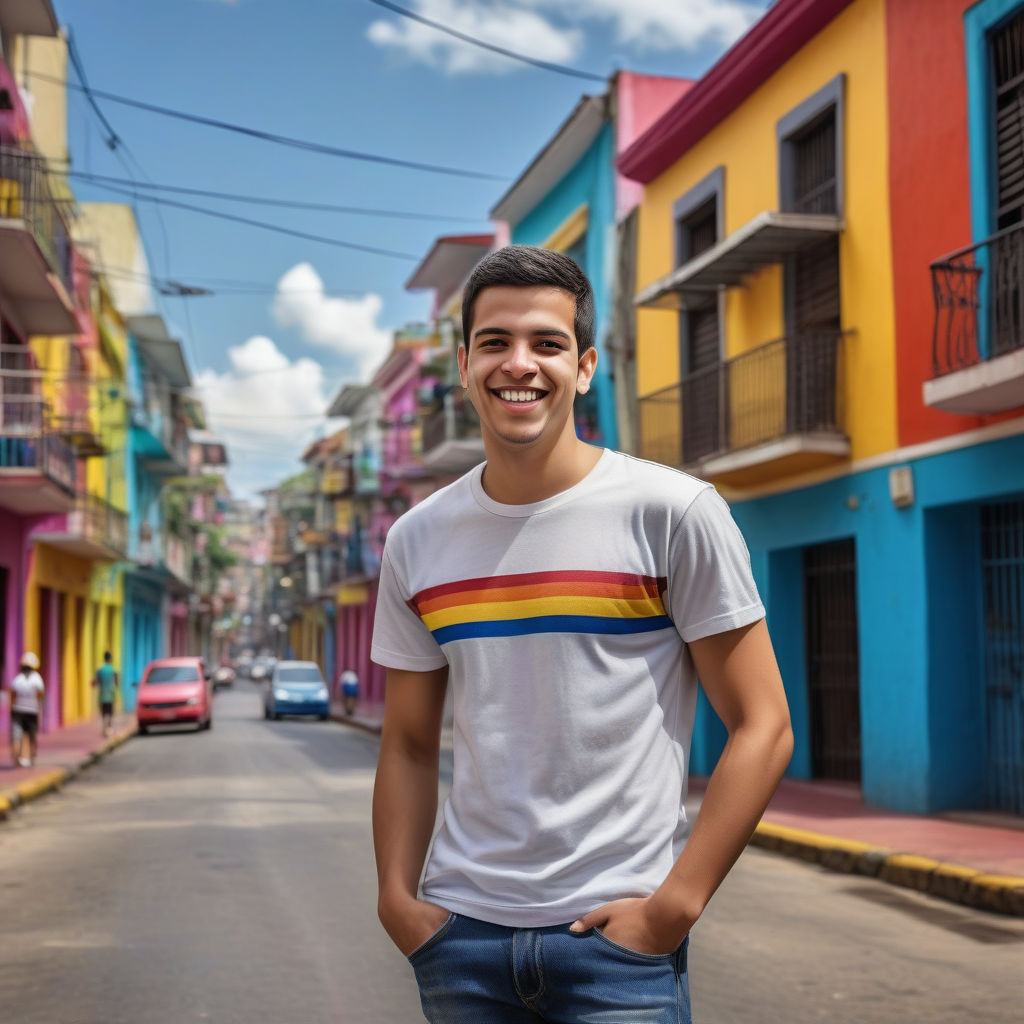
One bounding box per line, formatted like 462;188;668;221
0;682;1022;1024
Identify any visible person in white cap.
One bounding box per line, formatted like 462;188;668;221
6;652;45;767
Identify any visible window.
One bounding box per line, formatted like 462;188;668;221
671;169;724;463
778;74;845;217
790;110;838;215
992;10;1024;229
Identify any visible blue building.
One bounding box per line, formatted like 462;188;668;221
121;315;191;702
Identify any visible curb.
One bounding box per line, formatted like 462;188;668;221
0;722;137;823
751;821;1024;917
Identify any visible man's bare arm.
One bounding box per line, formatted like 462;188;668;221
572;619;793;950
372;664;451;956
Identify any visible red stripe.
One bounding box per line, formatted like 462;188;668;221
413;570;666;605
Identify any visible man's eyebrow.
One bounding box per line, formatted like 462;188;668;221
472;327;572;340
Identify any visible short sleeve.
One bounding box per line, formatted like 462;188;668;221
371;547;448;671
668;487;765;643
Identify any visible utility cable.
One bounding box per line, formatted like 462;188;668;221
88;180;423;261
25;69;506;181
366;0;606;82
63;169;484;223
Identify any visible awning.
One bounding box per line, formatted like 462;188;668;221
635;210;842;310
327;384;376;418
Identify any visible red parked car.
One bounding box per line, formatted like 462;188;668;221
135;657;213;734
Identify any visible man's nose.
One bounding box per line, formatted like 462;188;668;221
501;343;538;377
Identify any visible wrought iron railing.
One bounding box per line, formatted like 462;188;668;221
0;144;73;293
0;363;76;491
638;331;846;468
67;493;128;556
931;222;1024;376
421;391;481;453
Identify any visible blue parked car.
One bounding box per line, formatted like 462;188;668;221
263;660;330;721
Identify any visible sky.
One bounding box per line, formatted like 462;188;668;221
47;0;771;500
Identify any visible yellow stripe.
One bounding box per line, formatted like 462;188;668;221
421;594;665;630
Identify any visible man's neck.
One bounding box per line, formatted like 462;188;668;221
479;436;603;506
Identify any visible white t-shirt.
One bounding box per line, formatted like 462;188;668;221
10;671;44;714
371;449;765;926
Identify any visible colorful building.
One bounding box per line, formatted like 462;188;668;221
121;314;192;699
622;0;1024;814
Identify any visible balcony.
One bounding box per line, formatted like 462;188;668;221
925;224;1024;414
163;530;193;589
639;331;849;486
51;373;107;457
131;377;189;475
421;391;485;474
33;493;127;560
0;378;76;513
0;145;76;335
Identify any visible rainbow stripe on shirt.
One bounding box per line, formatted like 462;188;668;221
408;570;672;645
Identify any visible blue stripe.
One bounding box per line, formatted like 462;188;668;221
431;614;674;645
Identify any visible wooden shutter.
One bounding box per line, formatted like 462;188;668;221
994;12;1024;227
791;110;837;215
794;238;840;332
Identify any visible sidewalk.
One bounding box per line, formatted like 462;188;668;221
332;698;1024;916
0;714;136;819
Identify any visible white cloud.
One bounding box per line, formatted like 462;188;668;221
367;0;764;74
548;0;764;52
194;336;338;499
272;262;391;380
367;0;583;76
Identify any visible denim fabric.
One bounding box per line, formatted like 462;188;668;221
408;913;691;1024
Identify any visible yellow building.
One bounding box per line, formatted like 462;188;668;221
624;0;895;492
25;271;129;726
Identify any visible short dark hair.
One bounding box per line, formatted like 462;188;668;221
103;650;112;662
461;245;594;358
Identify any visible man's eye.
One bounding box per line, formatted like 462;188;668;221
537;340;565;349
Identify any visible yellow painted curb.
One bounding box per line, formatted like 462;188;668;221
931;862;980;881
972;873;1024;891
16;769;67;803
883;853;942;871
754;821;877;855
0;795;11;819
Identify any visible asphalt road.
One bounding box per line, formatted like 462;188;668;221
0;681;1022;1024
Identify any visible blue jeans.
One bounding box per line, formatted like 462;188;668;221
408;912;691;1023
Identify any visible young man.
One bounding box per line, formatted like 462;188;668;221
92;651;119;738
372;246;792;1022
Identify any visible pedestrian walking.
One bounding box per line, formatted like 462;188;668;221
371;246;793;1023
92;650;119;738
5;652;45;768
338;668;359;716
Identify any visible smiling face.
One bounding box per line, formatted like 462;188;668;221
458;285;597;456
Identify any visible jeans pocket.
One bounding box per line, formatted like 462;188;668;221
591;926;680;962
406;912;457;964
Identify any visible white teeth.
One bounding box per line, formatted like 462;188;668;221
498;389;543;402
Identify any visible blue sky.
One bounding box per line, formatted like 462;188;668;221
48;0;769;498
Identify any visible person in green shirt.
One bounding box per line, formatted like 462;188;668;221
92;651;119;738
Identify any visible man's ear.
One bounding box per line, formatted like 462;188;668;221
457;344;469;388
576;347;598;394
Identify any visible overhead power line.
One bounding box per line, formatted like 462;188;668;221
26;69;506;181
88;180;423;261
366;0;606;82
63;169;483;223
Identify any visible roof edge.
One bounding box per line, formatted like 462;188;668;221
618;0;856;184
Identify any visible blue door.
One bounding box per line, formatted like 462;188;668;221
981;500;1024;814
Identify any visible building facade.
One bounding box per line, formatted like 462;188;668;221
622;0;1024;814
